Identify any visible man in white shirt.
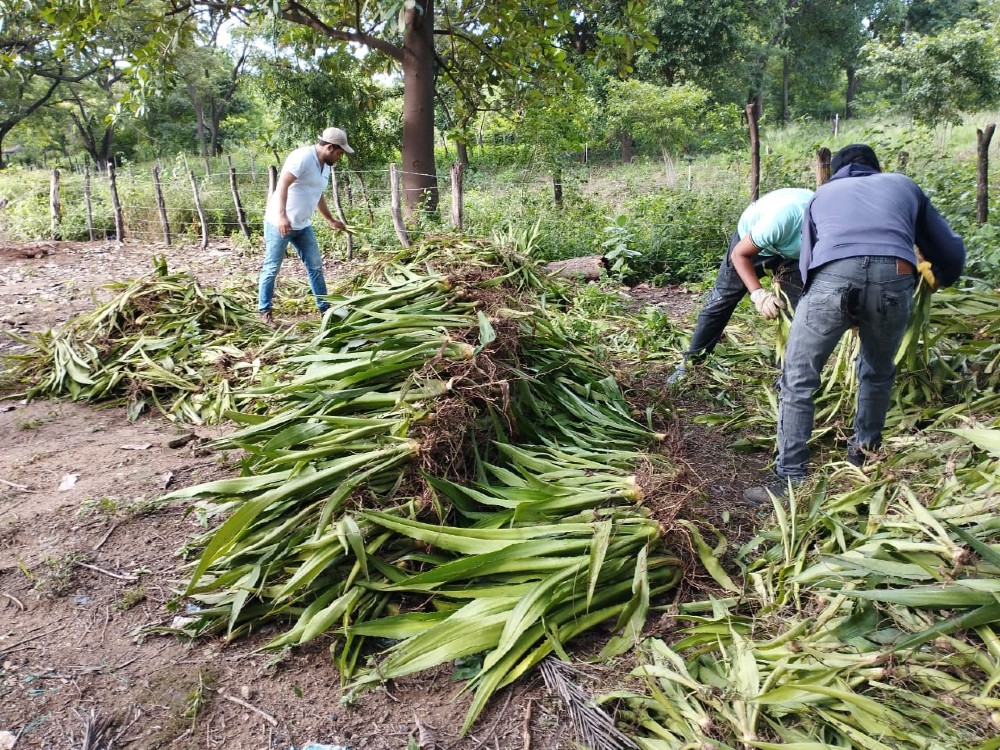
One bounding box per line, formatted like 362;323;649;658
258;126;354;325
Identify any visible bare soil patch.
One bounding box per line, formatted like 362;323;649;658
0;240;764;749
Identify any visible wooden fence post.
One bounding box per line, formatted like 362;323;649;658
389;164;411;248
343;171;353;207
267;165;277;201
330;168;353;260
745;102;760;202
450;162;464;230
356;171;375;225
108;163;124;241
228;156;250;238
84;165;95;241
152;165;172;245
815;147;831;187
189;169;208;250
977;123;996;225
50;168;61;240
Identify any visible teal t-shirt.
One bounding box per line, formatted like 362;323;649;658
736;187;813;260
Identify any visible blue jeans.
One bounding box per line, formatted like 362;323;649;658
686;231;804;358
776;256;915;478
258;222;329;312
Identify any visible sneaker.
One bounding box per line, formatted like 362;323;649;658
258;310;277;328
742;478;795;506
665;364;688;386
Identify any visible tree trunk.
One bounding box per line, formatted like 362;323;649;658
746;102;760;202
977;124;996;225
456;140;469;169
191;86;209;159
552;167;563;208
845;65;857;119
621;133;633;164
401;0;439;216
545;255;605;281
210;99;223;156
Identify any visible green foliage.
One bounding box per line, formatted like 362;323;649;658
860;19;1000;125
605;79;714;158
624;186;742;283
462;177;609;261
600;214;640;278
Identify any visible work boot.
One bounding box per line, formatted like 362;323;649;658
742;477;797;506
259;310;277;328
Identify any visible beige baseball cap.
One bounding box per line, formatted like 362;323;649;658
318;127;354;154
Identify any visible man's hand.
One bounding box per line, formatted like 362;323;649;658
277;216;292;237
750;288;785;320
328;218;347;232
917;260;938;291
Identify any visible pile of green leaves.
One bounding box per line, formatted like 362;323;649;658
613;427;1000;750
160;241;679;733
1;257;283;423
594;272;1000;749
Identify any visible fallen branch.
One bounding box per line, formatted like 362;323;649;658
220;691;278;726
2;592;25;611
0;477;32;491
93;524;118;552
77;562;138;581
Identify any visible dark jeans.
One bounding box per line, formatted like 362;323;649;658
685;231;804;358
776;256;915;478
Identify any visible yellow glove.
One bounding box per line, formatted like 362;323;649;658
917;260;938;291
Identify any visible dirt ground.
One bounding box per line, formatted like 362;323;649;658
0;240;765;750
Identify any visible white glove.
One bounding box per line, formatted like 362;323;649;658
750;288;784;320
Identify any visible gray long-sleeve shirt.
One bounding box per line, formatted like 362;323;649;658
799;164;966;287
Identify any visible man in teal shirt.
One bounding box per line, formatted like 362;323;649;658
668;188;813;384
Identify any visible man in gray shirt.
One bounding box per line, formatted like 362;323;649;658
744;144;966;504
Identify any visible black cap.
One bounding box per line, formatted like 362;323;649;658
831;144;881;174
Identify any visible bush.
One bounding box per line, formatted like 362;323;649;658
624;186;742;283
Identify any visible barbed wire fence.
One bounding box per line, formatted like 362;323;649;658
0;152;773;248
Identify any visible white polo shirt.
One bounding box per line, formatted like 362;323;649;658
264;145;330;230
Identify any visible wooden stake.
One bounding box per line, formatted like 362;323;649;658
228;156;250;238
389;164;411;248
108;163;124;241
356;171;375;225
977;123;996;225
330;167;353;260
189;169;208;250
450;161;464;230
267;165;277;201
152;165;171;245
815;147;832;187
84;165;95;241
49;168;61;240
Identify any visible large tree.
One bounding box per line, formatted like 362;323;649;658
131;0;652;214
